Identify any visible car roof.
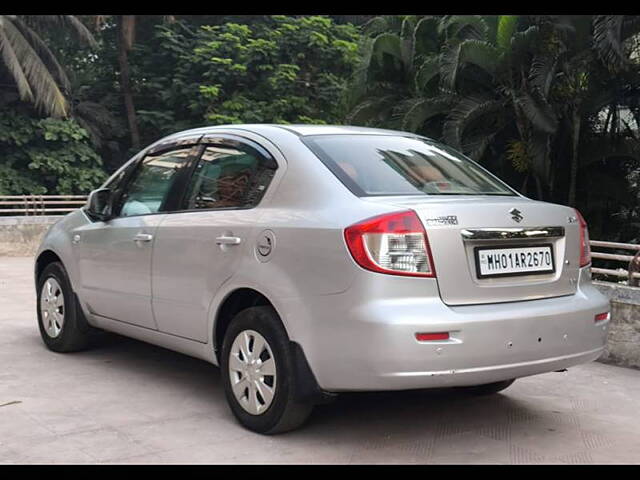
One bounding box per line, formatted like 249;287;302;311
263;124;417;137
163;124;422;142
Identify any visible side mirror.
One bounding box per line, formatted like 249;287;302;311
86;188;112;221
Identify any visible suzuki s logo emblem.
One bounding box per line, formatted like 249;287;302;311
509;208;524;223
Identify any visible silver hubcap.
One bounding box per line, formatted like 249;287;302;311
40;278;65;338
228;330;277;415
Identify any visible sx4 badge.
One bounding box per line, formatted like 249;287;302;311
423;215;458;226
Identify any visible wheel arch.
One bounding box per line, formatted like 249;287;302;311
213;287;279;363
35;249;64;285
212;286;333;405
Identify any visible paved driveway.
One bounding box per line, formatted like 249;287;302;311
1;256;639;464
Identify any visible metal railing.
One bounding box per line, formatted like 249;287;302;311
1;196;638;286
590;240;640;286
0;195;87;216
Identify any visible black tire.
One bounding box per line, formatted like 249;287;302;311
220;306;314;434
36;262;95;353
458;379;516;396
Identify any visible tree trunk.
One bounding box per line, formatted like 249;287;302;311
568;109;581;207
534;174;544;201
117;15;140;151
520;173;529;195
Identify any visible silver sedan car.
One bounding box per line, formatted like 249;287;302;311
35;124;610;433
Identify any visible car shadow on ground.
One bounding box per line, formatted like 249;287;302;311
80;330;543;439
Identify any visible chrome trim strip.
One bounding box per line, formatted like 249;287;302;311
460;226;565;241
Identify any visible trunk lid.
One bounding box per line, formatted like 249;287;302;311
364;195;581;305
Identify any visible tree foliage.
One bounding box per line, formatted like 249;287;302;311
129;16;359;142
0;104;106;195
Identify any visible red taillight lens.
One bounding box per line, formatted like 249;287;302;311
575;209;591;267
344;210;436;277
594;312;610;323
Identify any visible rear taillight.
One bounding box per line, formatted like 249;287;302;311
575;209;591;267
344;210;436;277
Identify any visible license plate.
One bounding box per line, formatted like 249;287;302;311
474;244;555;278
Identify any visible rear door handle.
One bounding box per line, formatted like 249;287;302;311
215;235;242;246
133;233;154;243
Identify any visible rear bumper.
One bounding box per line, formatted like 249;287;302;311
376;346;604;390
290;268;610;392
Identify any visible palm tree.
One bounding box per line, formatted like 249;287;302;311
0;15;95;117
348;15;552;197
347;15;640;206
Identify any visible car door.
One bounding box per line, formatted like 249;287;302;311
151;135;279;341
73;140;199;329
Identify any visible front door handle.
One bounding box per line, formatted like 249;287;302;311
133;233;154;243
215;235;242;246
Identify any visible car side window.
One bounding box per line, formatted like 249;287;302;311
182;142;276;211
115;148;193;217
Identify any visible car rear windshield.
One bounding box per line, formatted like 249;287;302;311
302;134;517;197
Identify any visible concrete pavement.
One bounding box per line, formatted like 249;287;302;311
1;256;640;464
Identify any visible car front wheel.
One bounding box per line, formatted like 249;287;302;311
37;262;95;352
220;306;314;434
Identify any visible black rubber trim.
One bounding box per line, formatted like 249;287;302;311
290;341;336;405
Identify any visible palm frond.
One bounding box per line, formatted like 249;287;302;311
413;16;439;57
60;15;97;47
347;94;400;125
439;39;463;90
400;96;453;132
345;37;375;108
461;130;499;161
593;15;627;70
11;17;71;91
545;15;577;41
496;15;519;51
459;39;500;76
362;16;392;36
518;90;558;134
22;15;96;47
0;16;67;117
414;55;440;94
442;96;503;149
529;54;557;98
440;15;489;42
508;25;540;63
440;39;499;90
371;32;403;68
0;19;34;102
400;16;417;74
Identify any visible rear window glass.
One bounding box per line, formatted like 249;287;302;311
302;134;516;197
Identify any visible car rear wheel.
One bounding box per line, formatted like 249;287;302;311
458;379;516;396
220;306;314;434
37;262;95;352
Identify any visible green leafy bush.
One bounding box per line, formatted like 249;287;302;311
0;108;107;195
